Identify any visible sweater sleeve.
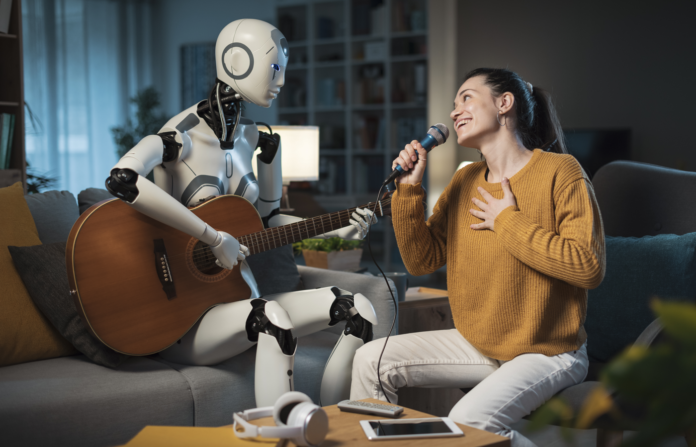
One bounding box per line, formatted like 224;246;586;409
392;181;450;276
494;178;606;289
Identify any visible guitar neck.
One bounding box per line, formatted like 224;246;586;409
238;196;392;255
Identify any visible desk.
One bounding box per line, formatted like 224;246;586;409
252;398;509;447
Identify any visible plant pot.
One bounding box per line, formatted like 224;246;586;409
302;249;363;271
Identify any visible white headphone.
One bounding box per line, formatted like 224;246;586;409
233;391;329;447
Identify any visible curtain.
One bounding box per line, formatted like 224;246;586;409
23;0;154;195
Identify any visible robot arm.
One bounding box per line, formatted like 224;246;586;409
255;128;377;238
106;130;247;269
255;128;283;228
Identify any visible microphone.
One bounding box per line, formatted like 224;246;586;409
383;123;450;186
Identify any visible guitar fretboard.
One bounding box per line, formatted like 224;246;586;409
237;196;392;255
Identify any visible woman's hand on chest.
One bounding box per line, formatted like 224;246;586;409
469;177;517;232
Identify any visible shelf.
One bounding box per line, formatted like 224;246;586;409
391;102;427;110
0;33;17;39
286;64;309;71
314;37;344;46
352;104;384;111
390;30;427;39
0;101;20;107
278;107;308;114
315;106;345;112
351;59;386;66
351;34;387;42
315;61;345;69
320;149;346;156
391;54;427;62
353;150;386;156
287;40;308;48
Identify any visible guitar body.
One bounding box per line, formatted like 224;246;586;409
66;195;263;356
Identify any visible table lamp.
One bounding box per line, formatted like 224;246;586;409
254;125;319;212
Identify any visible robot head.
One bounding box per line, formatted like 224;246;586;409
216;19;288;108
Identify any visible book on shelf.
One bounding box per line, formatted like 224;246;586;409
316;78;345;107
393;116;426;151
0;113;16;169
0;0;12;34
355;116;385;150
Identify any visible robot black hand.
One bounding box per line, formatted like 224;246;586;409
256;131;281;164
210;231;250;269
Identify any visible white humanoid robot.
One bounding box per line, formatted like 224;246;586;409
105;19;378;407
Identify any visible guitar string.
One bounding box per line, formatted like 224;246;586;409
188;198;392;258
178;198;392;266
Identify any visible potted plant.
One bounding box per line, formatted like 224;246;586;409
293;237;363;271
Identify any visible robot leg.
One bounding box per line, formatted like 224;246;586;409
247;299;297;407
159;298;297;407
266;287;378;405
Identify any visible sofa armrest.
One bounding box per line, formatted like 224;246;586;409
633;318;663;347
298;266;398;338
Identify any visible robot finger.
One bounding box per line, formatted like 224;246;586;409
355;207;378;225
349;218;367;239
240;244;250;257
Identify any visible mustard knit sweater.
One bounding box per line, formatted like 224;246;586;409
393;149;606;360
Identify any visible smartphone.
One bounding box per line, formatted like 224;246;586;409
359;417;465;441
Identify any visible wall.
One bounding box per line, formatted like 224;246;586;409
151;0;277;124
455;0;696;170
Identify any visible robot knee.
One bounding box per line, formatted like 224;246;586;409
246;298;297;355
328;289;376;344
105;168;140;203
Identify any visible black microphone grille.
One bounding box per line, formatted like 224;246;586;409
427;123;450;145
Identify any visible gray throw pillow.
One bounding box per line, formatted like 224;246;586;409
24;190;79;244
585;233;696;363
246;244;304;296
8;242;129;368
78;187;114;214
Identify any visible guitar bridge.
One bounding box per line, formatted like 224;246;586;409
154;239;177;300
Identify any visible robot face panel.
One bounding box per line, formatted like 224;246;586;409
216;19;289;108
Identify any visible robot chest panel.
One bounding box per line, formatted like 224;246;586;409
169;129;259;207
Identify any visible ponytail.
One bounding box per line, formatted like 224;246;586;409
463;68;567;154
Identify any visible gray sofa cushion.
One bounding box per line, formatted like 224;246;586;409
8;242;129;368
0;356;193;447
77;187;114;214
24;190;79;243
154;330;339;427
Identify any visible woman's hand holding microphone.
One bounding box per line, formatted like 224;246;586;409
392;140;428;186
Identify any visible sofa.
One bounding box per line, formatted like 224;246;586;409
0;186;397;447
524;160;696;446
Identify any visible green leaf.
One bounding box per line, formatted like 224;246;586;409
652;299;696;346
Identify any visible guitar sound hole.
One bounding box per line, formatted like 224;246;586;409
192;241;223;275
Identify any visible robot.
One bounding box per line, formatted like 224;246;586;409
105;19;378;407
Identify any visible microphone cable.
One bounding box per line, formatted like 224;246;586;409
364;182;398;404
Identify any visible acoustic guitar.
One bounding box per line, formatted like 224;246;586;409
66;194;392;356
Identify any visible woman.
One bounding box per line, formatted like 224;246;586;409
350;68;606;446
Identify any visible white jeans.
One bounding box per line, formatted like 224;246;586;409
350;329;589;447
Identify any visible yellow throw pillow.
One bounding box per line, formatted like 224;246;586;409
0;182;77;366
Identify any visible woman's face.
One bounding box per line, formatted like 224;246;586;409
450;76;500;148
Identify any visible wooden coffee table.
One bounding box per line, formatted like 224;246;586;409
251;398;510;446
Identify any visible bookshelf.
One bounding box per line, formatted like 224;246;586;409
276;0;428;270
0;0;25;190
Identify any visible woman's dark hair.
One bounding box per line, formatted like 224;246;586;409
463;68;567;154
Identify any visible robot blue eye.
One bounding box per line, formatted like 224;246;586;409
271;64;280;72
